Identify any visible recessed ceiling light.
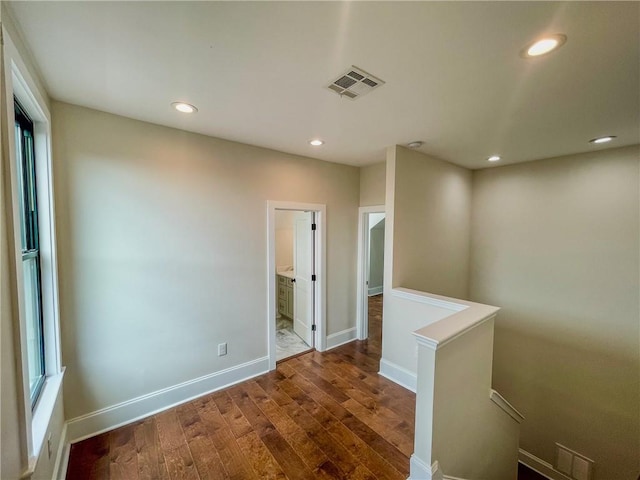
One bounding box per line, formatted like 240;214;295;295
589;136;616;144
522;34;567;58
309;139;324;146
407;141;423;149
487;155;501;162
172;102;198;113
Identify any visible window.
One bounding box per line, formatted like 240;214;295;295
14;98;46;407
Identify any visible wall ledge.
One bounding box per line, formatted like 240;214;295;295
409;291;499;350
391;287;468;312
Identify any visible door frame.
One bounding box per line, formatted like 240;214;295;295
267;201;326;370
356;205;385;340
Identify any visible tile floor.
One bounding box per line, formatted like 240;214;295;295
275;316;311;361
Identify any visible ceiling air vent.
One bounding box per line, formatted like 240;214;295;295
326;66;385;100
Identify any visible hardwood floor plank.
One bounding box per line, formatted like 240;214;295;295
226;385;276;438
156;410;188;452
324;418;406;480
284;362;410;475
193;396;259;480
260;429;324;480
175;403;228;480
342;398;414;457
235;430;287;480
244;381;328;470
276;373;378;480
155;409;199;480
134;418;169;480
163;444;200;480
66;433;110;480
211;391;254;439
109;424;139;479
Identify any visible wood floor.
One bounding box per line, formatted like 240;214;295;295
65;295;416;480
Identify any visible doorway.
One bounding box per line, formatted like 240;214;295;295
267;201;326;370
357;206;385;342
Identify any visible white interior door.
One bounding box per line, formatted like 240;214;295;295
293;211;314;346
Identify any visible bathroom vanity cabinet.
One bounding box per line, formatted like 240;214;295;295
277;274;294;319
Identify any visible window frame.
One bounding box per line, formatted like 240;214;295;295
5;41;64;469
14;98;47;407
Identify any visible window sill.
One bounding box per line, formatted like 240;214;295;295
28;368;65;474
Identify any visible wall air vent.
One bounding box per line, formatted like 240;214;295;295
326;66;385;100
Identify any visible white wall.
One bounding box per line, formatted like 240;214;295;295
52;102;360;422
275;210;295;268
470;145;640;480
359;161;386;206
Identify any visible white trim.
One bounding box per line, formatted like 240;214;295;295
368;286;383;296
519;449;571;480
409;456;441;480
66;356;269;443
52;424;69;480
490;389;524;423
267;201;327;371
379;358;416;392
356;205;385;340
326;327;357;350
391;287;468;312
30;369;64;464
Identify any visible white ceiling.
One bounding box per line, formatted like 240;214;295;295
6;1;640;169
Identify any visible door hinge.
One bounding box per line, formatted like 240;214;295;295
311;274;316;281
311;324;316;331
311;223;317;231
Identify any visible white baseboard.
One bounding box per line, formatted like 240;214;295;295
52;424;69;480
519;449;572;480
379;358;417;392
66;356;269;443
409;456;442;480
368;286;383;296
326;327;357;350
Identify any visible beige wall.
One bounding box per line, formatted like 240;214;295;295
359;161;386;206
391;146;471;299
470;145;640;480
381;146;473;379
275;210;295;268
430;319;520;480
52;101;360;419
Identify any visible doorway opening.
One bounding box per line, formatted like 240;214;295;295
267;202;326;370
357;206;385;346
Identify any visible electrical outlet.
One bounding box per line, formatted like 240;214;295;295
557;446;573;475
218;342;227;356
556;443;594;480
572;456;591;480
